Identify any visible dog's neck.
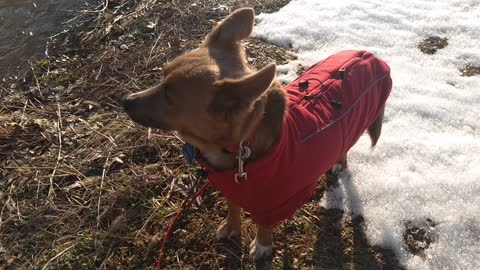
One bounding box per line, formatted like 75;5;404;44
200;80;286;170
248;80;286;159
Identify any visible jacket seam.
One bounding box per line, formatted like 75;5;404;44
300;73;391;143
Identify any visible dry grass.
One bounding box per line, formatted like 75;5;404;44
1;1;402;269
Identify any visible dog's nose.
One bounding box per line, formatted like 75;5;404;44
121;95;135;111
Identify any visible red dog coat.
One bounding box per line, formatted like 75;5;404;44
199;50;392;228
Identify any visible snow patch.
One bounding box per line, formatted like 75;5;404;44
255;0;480;268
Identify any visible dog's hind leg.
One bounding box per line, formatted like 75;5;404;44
367;108;384;148
328;154;348;176
328;108;384;176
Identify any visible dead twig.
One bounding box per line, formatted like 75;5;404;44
29;61;44;99
101;0;109;13
96;151;111;228
19;98;28;126
146;31;163;68
95;63;103;81
48;100;63;198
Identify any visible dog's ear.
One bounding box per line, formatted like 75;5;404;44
205;8;255;47
211;63;276;112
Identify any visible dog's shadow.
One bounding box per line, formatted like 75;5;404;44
215;228;277;270
216;236;245;269
215;169;403;269
309;170;403;270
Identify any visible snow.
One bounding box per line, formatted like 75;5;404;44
254;0;480;269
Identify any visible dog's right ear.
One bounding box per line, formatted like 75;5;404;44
205;8;255;47
210;63;276;113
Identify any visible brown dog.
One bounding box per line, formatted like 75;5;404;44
122;8;390;260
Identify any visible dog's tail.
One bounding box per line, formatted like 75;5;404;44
367;108;384;148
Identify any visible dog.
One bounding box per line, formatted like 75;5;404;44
122;8;392;261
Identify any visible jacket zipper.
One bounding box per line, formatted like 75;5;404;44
298;52;373;106
299;79;336;106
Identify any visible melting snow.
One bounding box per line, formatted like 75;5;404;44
254;0;480;269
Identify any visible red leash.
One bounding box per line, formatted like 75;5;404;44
155;170;210;270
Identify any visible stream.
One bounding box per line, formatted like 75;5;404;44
0;0;95;80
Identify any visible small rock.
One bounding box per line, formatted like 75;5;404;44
109;213;127;233
52;86;65;92
146;21;156;29
120;44;129;50
446;80;457;86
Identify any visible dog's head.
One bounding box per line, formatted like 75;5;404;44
122;8;276;150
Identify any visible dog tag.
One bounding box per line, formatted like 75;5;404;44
182;143;196;165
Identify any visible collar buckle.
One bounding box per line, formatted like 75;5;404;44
234;140;251;184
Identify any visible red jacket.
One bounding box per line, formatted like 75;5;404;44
199;50;392;228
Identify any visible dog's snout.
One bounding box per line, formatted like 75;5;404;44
121;95;136;111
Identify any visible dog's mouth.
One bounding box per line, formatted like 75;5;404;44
125;112;172;131
121;96;172;131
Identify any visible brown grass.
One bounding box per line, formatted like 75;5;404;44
0;1;402;269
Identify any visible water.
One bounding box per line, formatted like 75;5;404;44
0;0;95;80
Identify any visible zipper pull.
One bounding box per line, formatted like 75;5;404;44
299;80;309;91
330;99;343;108
340;68;347;80
331;68;347;108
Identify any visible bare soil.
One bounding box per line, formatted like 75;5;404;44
403;219;437;256
418;36;448;54
460;65;480;76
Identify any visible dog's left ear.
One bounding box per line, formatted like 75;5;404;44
211;63;276;112
205;8;255;47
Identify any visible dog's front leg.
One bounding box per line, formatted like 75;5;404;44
216;199;242;240
249;225;273;260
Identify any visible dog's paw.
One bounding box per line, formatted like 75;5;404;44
330;163;344;175
249;238;273;261
216;220;240;240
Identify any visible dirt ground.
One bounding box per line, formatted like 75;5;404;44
1;0;406;269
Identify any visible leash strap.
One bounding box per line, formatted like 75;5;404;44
182;143;196;165
155;169;209;270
